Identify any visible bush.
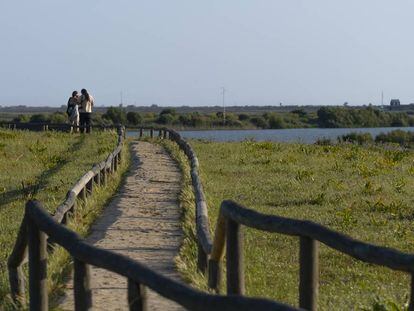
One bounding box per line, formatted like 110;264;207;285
30;114;50;123
157;113;176;124
160;108;177;116
375;130;414;146
238;113;250;121
339;132;373;145
12;114;30;123
126;112;142;126
315;138;332;145
49;112;67;123
291;109;307;117
268;115;286;129
250;117;268;128
103;107;127;124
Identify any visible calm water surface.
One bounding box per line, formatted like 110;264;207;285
127;127;414;144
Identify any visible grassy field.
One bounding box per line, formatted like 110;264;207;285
0;129;128;309
188;140;414;310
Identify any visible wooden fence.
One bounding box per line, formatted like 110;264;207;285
207;200;414;311
20;199;297;311
8;125;414;310
137;127;212;273
8;125;125;306
138;128;414;311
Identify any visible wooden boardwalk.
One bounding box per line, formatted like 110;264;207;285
59;141;184;310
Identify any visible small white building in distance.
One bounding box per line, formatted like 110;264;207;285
390;99;401;106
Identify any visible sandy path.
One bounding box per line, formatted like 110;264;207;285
59;141;185;310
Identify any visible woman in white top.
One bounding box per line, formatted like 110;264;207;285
67;91;80;132
79;88;94;133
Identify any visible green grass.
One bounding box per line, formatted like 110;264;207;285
160;139;208;290
0;129;127;309
189;140;414;310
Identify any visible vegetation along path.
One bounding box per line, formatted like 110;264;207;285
60;141;184;310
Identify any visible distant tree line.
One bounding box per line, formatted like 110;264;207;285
10;106;414;129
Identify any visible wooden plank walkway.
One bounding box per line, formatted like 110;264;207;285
59;141;184;310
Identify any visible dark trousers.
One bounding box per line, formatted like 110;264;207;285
79;112;92;133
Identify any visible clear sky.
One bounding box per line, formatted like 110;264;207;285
1;1;414;107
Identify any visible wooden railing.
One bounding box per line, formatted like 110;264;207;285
20;199;298;311
137;127;213;273
208;200;414;311
9;126;414;310
7;125;125;305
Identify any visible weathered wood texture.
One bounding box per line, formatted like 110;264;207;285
299;237;318;311
209;200;414;310
73;258;92;311
27;212;48;311
7;126;125;304
128;278;147;311
136;127;213;273
167;129;212;272
23;200;298;311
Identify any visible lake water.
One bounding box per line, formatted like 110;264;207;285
127;127;414;144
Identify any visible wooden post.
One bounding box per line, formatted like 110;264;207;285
127;278;147;311
226;218;245;295
410;273;414;311
118;150;122;164
74;258;92;311
158;129;162;137
208;259;222;293
28;217;48;311
71;200;77;213
111;158;115;174
61;212;68;225
163;129;167;139
197;243;208;274
139;128;143;138
86;179;93;196
114;155;118;171
80;186;87;203
299;236;319;311
94;172;101;187
9;265;26;305
150;128;154;138
101;169;107;186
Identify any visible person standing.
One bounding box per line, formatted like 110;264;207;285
67;91;80;133
79;88;94;133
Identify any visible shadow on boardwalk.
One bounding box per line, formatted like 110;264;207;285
59;141;185;310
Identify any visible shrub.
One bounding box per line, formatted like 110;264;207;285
12;114;30;123
268;115;286;129
30;114;49;123
157;113;176;125
160;108;177;116
339;132;373;145
315;138;333;145
250;116;268;128
375;130;414;146
126;112;142;126
238;113;250;121
103;107;127;124
49;112;67;123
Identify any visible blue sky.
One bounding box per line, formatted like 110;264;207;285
1;1;414;107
